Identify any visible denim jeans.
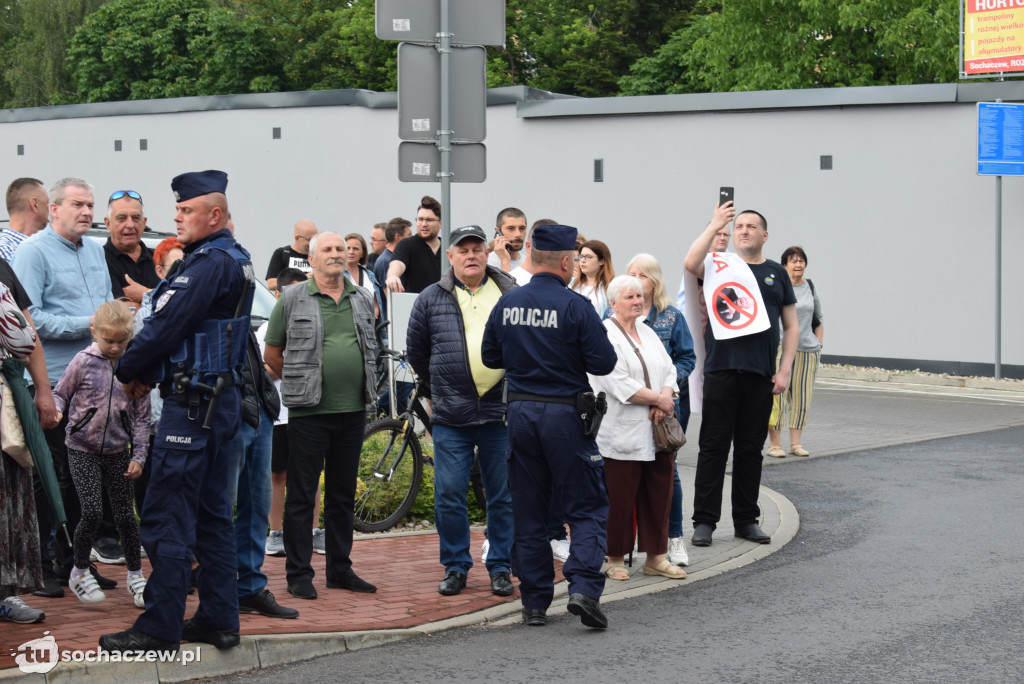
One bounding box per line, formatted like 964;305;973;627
225;407;274;598
668;389;692;538
432;423;513;576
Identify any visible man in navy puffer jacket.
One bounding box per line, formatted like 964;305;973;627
407;225;517;598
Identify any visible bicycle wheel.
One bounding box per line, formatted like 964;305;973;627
354;418;423;533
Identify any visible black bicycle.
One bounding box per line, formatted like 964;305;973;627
354;347;486;533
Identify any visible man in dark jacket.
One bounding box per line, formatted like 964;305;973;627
406;225;516;598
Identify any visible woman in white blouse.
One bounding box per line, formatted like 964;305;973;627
589;275;686;581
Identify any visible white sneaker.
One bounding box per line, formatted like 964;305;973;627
265;530;285;557
550;538;570;562
127;574;147;608
667;537;689;567
312;528;326;555
69;570;106;604
481;539;490;564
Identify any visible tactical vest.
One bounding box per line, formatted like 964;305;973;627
279;280;377;408
165;236;255;388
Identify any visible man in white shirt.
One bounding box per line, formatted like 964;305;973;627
487;207;527;273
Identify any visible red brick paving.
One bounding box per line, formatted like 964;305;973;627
0;529;562;670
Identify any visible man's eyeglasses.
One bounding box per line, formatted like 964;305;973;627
416;217;439;223
109;190;142;204
295;235;311;242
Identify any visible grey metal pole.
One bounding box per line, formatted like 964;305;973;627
438;0;452;274
995;174;1002;379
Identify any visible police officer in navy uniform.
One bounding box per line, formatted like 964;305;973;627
481;224;617;629
100;170;254;654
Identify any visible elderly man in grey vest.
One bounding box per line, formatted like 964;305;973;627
264;231;378;600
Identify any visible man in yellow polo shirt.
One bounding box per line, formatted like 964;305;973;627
407;225;518;597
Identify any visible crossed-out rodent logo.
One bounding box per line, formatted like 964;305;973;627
14;630;59;674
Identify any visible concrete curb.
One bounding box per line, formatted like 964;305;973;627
818;367;1024;394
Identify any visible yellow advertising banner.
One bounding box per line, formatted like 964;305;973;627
964;1;1024;74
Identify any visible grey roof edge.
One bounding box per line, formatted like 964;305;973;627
516;81;1024;119
5;81;1021;124
0;85;569;124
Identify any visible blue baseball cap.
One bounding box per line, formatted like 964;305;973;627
171;170;228;202
531;224;578;251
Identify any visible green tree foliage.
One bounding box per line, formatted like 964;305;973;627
491;0;698;97
620;0;963;96
1;0;108;107
67;0;284;102
268;0;399;92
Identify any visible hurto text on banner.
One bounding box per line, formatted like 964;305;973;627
964;0;1024;74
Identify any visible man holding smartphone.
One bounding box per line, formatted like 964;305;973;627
487;207;527;273
682;200;797;548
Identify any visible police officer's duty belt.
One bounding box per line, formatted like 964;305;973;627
506;392;576;406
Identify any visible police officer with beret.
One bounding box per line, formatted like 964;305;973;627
481;224;617;629
100;170;255;654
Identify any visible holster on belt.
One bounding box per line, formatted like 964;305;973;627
577;391;607;438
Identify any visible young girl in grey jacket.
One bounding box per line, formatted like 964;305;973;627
53;300;151;607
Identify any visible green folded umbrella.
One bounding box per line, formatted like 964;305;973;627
2;358;72;549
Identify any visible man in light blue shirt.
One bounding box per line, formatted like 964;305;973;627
12;178;112;384
12;177;114;597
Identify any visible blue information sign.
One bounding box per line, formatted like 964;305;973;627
978;102;1024;176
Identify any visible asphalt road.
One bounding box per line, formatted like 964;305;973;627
219;384;1024;684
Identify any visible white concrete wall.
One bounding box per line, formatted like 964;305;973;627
2;88;1021;368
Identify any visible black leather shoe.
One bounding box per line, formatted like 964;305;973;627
734;522;771;544
181;618;240;649
326;571;377;594
99;628;178;654
490;572;514;597
32;577;64;598
522;608;547;626
438;570;467;596
567;593;608;629
239;590;299;619
691;523;714;547
287;581;318;600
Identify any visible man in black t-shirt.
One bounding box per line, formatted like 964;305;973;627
385;196;442;294
683;203;797;547
265;220;317;290
103;190;160;304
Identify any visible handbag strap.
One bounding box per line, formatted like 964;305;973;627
609;316;652;390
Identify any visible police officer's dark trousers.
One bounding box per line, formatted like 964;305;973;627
134;389;242;642
692;369;773;528
506;401;608;610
